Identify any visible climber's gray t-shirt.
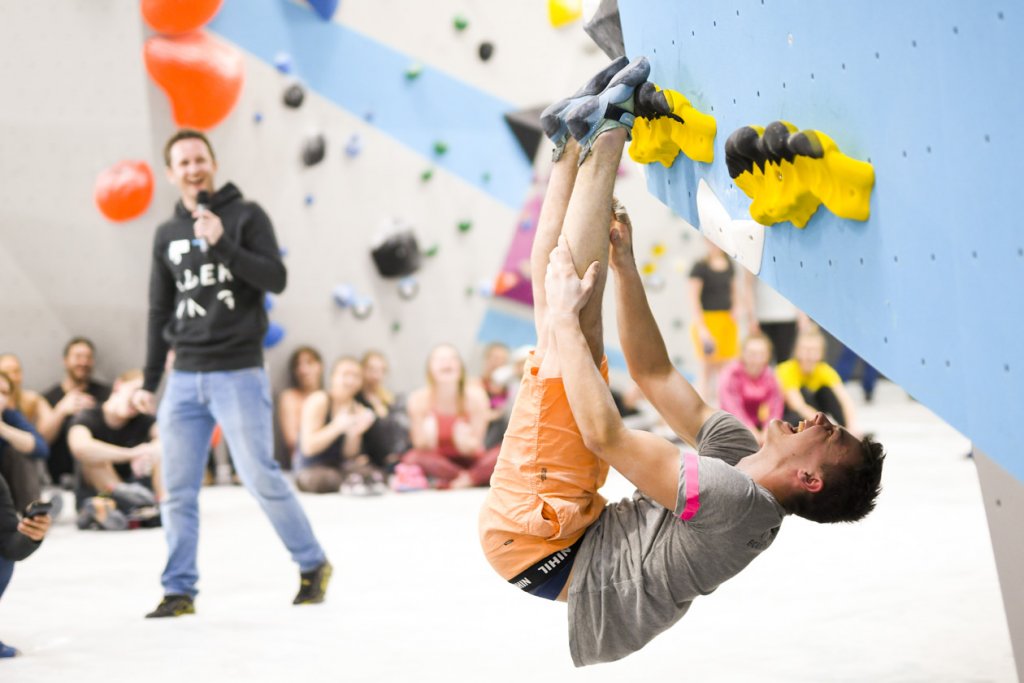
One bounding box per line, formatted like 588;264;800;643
568;411;786;666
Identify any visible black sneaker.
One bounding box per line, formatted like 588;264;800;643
145;594;195;618
293;561;333;605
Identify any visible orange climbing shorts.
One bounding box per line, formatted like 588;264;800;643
478;352;609;581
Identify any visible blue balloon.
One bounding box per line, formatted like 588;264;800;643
263;321;286;348
306;0;339;20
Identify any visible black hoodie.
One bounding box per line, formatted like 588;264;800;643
143;183;286;392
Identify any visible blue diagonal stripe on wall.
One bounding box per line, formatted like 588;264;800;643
208;0;533;209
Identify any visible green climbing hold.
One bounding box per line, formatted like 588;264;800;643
453;15;469;31
424;244;440;257
457;220;472;233
433;141;448;156
481;172;491;183
405;63;423;80
391;321;402;334
421;168;434;182
465;286;475;297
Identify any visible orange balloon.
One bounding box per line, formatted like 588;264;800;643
94;160;154;222
493;271;520;295
142;0;224;35
144;31;245;130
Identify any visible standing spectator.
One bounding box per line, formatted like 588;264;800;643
477;342;511;450
398;344;498;490
688;239;740;404
0;471;52;658
68;369;162;529
297;357;379;494
718;334;784;444
741;270;810;365
276;346;324;468
41;338;111;488
358;351;408;473
0;371;49;511
834;343;881;404
132;129;330;618
777;329;860;435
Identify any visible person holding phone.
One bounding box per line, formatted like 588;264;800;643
0;472;52;658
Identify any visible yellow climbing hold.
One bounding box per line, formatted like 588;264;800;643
789;130;875;222
548;0;582;27
628;85;716;167
725;121;873;227
641;261;658;276
651;242;667;258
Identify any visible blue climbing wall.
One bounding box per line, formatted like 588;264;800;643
620;0;1024;482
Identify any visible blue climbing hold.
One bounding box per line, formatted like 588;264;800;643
332;284;355;308
345;133;363;158
264;294;274;311
263;321;285;348
273;51;292;74
306;0;339;21
304;194;315;206
253;112;263;124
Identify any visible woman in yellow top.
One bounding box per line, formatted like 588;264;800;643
776;329;860;435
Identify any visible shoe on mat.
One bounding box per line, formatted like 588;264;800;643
0;641;19;658
541;56;629;161
565;55;650;162
145;594;195;619
293;560;333;605
76;498;128;531
390;463;429;492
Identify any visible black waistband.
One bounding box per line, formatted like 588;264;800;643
508;534;586;600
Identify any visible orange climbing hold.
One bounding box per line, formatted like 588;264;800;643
493;271;520;296
141;0;223;35
144;31;244;130
94;160;154;222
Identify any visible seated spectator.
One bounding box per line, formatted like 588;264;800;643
0;471;51;658
398;344;498;490
297;357;381;494
0;354;55;430
476;342;511;450
67;370;161;530
358;351;409;473
718;333;784;443
777;329;860;435
276;346;324;469
41;337;111;488
0;371;49;512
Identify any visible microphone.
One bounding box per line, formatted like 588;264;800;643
193;190;211;252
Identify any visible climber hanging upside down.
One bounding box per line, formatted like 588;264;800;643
478;56;885;666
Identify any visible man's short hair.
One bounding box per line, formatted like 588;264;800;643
792;435;886;524
163;129;216;167
63;337;96;357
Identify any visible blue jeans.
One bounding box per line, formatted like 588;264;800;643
0;557;13;600
158;368;325;597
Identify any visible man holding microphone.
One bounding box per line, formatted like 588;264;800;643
133;130;331;618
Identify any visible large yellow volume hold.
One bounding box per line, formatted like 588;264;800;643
628;85;716;166
788;130;875;221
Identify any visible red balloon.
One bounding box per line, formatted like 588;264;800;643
144;31;245;130
141;0;223;35
94;160;154;222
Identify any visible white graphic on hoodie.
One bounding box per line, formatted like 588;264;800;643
172;257;236;319
217;290;235;310
168;239;191;265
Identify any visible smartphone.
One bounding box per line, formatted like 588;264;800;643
24;500;52;519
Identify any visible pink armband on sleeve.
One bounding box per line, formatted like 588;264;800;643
679;451;701;521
